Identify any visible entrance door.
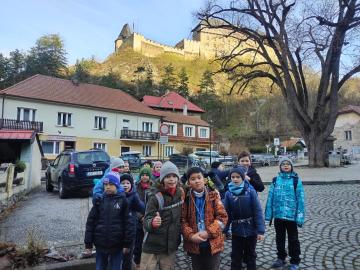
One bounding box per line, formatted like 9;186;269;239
121;146;130;155
64;141;75;151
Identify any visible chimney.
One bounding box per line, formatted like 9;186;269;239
183;103;188;115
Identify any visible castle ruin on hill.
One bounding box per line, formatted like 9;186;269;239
114;21;240;59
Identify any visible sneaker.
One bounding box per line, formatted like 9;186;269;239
288;264;299;270
271;258;286;268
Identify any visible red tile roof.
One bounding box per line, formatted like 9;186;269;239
0;75;163;117
0;130;35;140
142;92;205;113
161;111;209;126
338;105;360;116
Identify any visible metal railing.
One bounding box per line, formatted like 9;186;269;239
120;129;160;140
0;118;43;132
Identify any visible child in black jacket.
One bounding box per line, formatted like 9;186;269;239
84;171;135;270
237;151;264;192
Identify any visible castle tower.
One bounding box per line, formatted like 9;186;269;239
115;23;133;51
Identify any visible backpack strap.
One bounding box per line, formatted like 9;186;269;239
272;177;277;186
155;188;185;212
293;175;298;191
155;192;165;211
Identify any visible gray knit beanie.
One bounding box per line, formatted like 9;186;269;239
110;157;125;169
279;156;293;171
160;161;180;182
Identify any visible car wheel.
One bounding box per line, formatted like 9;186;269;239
46;175;54;192
58;180;68;199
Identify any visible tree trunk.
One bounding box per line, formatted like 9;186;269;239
304;131;327;167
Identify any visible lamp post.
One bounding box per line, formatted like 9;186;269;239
209;119;213;165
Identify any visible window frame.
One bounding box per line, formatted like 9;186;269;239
163;122;177;136
198;127;210;139
142;145;152;156
93;142;107;151
17;107;36;121
142;122;153;132
183;125;195;137
57;112;72;127
165;146;174;157
94;116;107;130
42;141;60;155
345;130;352;141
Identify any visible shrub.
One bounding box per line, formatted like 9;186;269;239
15;160;26;173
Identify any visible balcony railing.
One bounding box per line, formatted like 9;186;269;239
120;129;159;141
0;118;43;133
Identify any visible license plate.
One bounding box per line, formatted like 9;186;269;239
87;171;103;177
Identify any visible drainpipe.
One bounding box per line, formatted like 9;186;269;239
1;94;5;119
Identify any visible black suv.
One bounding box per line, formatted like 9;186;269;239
45;149;110;198
169;154;205;169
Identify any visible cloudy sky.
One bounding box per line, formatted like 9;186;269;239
0;0;206;64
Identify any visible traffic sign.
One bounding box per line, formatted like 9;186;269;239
274;138;280;146
160;124;170;135
160;136;168;144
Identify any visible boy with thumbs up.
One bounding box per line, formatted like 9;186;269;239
140;161;184;270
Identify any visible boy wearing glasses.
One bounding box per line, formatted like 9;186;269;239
265;157;305;270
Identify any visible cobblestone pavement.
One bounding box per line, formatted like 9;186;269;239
1;184;359;269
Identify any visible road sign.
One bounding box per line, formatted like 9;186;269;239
274;138;280;146
160;136;168;144
159;124;170;135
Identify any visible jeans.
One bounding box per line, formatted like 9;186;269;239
122;244;135;270
190;246;221;270
96;249;123;270
231;235;257;270
274;218;301;265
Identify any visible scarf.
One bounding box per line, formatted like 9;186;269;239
140;181;150;190
228;181;245;195
152;171;160;177
165;187;176;196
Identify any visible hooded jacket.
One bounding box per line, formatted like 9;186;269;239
84;193;135;253
181;188;228;255
224;180;265;237
142;182;184;254
265;171;305;226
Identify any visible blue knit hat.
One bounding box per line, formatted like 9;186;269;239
229;166;247;180
103;171;120;188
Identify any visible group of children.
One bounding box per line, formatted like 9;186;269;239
85;151;305;270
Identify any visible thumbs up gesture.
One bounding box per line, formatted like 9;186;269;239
152;212;162;228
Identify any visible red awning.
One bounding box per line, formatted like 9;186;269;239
0;130;35;140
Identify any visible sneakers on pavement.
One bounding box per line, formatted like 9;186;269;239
288;264;299;270
271;258;287;268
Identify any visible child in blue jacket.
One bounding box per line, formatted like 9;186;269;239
224;166;265;270
265;157;305;270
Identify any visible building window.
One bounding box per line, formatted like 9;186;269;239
165;146;174;157
184;125;195;137
123;119;130;130
198;127;209;138
42;141;60;155
93;142;106;150
345;130;352;141
57;112;72;127
164;122;177;136
17;107;36;121
94;116;107;130
142;122;153;132
143;145;152;156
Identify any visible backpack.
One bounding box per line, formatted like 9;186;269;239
155;187;185;212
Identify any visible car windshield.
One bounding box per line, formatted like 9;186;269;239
76;151;110;164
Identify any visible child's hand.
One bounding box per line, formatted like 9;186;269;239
245;175;251;181
257;235;265;241
151;212;162;228
191;232;207;244
84;248;93;256
198;230;209;240
123;248;130;254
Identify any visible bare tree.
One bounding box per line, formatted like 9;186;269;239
198;0;360;167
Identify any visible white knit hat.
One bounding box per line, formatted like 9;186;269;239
110;157;125;169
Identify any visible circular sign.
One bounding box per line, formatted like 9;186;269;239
159;124;170;135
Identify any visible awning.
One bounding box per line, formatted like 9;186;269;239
0;130;35;140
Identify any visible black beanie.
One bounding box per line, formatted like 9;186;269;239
120;173;134;189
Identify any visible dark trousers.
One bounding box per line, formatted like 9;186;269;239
231;235;257;270
96;250;123;270
190;246;221;270
133;221;144;265
274;218;301;265
122;243;135;270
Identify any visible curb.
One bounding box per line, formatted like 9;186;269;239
263;180;360;185
28;258;95;270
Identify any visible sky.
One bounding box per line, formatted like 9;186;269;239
0;0;206;64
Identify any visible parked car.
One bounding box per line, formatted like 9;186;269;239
45;149;110;198
169;154;206;169
251;154;278;167
120;151;145;169
191;151;234;167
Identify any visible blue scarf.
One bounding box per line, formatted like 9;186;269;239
228;181;245;195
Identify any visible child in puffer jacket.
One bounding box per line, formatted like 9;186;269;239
120;174;145;270
265;157;305;270
84;171;135;270
223;166;265;270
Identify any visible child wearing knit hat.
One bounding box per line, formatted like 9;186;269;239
223;166;265;270
151;161;162;182
140;161;184;270
265;157;305;270
84;171;135;270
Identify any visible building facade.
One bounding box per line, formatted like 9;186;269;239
332;105;360;159
0;75;211;160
